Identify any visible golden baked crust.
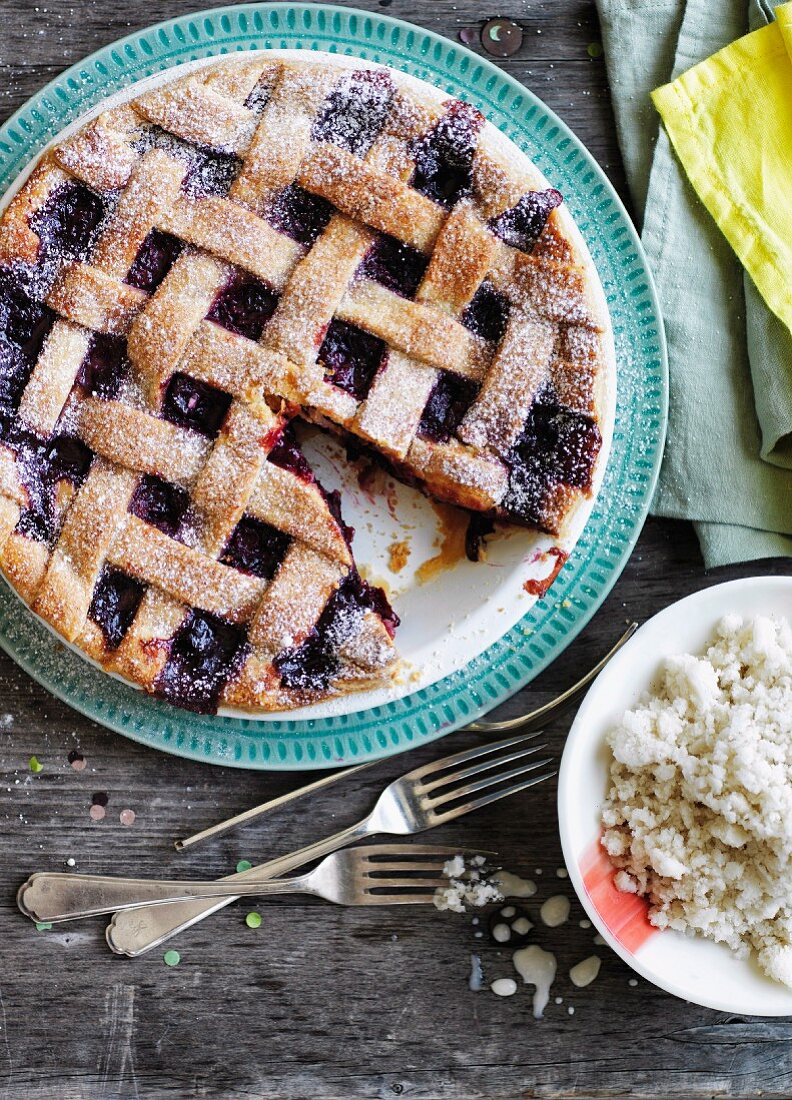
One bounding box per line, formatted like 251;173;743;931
0;54;611;713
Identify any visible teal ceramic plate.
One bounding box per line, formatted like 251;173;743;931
0;4;667;769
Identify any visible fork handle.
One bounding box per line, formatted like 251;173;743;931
106;816;374;957
18;872;312;923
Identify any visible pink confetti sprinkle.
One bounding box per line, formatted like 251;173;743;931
89;804;105;822
71;758;87;771
458;27;478;45
119;809;136;826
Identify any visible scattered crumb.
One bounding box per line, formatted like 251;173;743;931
387;539;411;574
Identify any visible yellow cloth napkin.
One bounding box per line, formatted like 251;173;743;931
653;5;792;476
653;7;792;341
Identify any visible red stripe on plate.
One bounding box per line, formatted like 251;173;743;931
580;837;658;954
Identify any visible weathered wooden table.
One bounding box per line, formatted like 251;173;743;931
0;1;789;1097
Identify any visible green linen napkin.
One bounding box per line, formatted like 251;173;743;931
595;0;792;567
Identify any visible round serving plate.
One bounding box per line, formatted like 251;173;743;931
0;4;667;769
559;576;792;1015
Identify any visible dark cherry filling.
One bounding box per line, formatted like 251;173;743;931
243;79;272;115
183;148;241;199
489;188;563;253
502;388;602;524
77;334;129;399
324;487;355;548
465;514;496;562
266;184;333;247
161;373;232;438
88;566;146;649
156;609;248;713
411;100;484;208
0;275;55;361
126;229;184;293
418;370;480;443
461;281;510;343
206;274;279;341
135;127;241;199
0;275;56;436
312;69;394;157
16;433;93;543
129;474;190;539
267;425;315;483
274;568;398;691
319;319;387;402
0;336;31;432
30;179;108;264
356;234;428;299
220;515;291;581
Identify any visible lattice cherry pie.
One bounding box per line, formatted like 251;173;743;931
0;55;611;713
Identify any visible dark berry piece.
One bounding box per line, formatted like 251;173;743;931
481;18;523;57
129;475;190;539
503;388;602;524
30;180;108;262
16;433;93;544
274;568;398;691
161;373;232;438
156;609;248;713
356;234;428;299
221;516;291;580
461;281;509;343
126;229;184;293
465;514;495;562
77;334;128;399
46;435;93;484
266;425;315;483
319;319;387;402
182;148;242;198
0;278;55;361
312;69;394;157
418;371;479;443
411;100;484;208
206;275;279;341
88;566;146;649
0;334;35;422
244;80;271;115
489;189;563;253
267;184;333;248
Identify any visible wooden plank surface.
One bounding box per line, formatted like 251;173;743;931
0;1;789;1098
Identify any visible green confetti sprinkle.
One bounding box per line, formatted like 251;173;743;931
236;859;252;873
29;755;43;773
163;949;181;967
587;41;603;58
35;921;52;931
245;911;262;929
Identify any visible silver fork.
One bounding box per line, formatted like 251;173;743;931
18;845;468;924
175;623;637;851
107;730;553;957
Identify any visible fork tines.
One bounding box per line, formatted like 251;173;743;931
357;845;473;903
409;732;555;824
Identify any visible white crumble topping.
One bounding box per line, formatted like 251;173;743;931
602;614;792;987
433;855;502;913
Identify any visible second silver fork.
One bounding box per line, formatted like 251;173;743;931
19;845;467;923
106;730;553;957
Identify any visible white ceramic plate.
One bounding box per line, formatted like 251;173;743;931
558;575;792;1015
